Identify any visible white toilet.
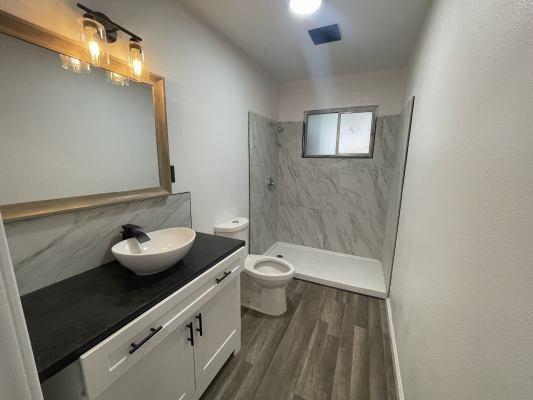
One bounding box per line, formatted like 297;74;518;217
214;217;295;316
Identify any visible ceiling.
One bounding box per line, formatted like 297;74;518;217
180;0;433;82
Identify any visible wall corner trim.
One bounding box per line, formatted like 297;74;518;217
386;298;404;400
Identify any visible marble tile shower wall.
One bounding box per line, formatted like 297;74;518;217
5;193;192;295
249;112;278;254
276;116;400;260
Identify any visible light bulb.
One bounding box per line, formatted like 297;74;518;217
128;39;145;80
289;0;322;15
88;40;100;63
132;59;142;77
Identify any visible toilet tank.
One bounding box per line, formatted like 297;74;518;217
214;217;249;254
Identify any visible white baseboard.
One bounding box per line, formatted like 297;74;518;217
386;299;404;400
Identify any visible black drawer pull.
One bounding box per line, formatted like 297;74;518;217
216;271;231;284
196;313;203;336
187;322;194;346
129;326;163;354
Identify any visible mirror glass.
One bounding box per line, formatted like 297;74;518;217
0;32;160;206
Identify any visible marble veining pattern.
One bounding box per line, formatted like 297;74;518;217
275;116;400;259
249;112;401;260
5;193;192;295
249;112;278;254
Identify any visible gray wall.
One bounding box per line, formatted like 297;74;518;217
5;193;191;295
249;113;278;254
390;1;533;399
276;116;399;260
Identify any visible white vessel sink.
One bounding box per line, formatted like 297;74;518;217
112;227;196;275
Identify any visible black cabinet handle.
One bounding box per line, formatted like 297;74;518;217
129;326;163;354
187;322;194;346
195;313;203;336
215;271;231;284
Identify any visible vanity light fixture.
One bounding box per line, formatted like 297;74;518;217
72;3;145;80
59;54;91;73
289;0;322;15
106;71;129;86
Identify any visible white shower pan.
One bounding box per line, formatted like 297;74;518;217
264;242;387;298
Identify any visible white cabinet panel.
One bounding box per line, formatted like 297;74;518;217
194;276;241;395
96;321;195;400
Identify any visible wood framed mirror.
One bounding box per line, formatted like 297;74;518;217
0;10;171;223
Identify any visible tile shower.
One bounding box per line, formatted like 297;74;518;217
249;101;413;296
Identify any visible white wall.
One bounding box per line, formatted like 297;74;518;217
390;1;533;399
279;68;406;121
0;0;279;233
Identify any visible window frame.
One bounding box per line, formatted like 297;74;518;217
302;105;378;159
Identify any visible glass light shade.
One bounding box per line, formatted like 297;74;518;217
106;71;129;86
289;0;322;15
78;17;107;66
128;39;145;80
59;54;91;73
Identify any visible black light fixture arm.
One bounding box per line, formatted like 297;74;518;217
77;3;142;43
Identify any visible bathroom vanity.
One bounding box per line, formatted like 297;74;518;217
21;233;245;400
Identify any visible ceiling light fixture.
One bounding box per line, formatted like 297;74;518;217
289;0;322;15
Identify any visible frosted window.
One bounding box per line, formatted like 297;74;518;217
303;106;376;158
305;113;338;155
338;112;373;154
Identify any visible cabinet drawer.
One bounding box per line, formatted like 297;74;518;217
80;247;244;400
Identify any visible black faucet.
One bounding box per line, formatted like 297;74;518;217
121;224;151;243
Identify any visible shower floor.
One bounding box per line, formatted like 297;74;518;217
264;241;387;298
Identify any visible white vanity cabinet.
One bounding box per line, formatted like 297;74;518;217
41;247;244;400
193;278;242;394
92;320;196;400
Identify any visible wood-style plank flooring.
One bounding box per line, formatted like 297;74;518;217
200;279;397;400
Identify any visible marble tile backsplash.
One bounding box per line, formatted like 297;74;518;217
5;193;191;295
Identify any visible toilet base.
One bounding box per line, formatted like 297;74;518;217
241;274;288;316
260;287;287;316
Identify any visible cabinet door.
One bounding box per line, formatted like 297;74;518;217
193;278;241;395
96;320;196;400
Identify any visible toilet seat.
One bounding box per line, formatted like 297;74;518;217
245;255;295;281
242;255;295;316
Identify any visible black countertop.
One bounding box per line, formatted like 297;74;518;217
20;232;244;383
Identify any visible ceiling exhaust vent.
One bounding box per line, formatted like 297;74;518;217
308;24;341;45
